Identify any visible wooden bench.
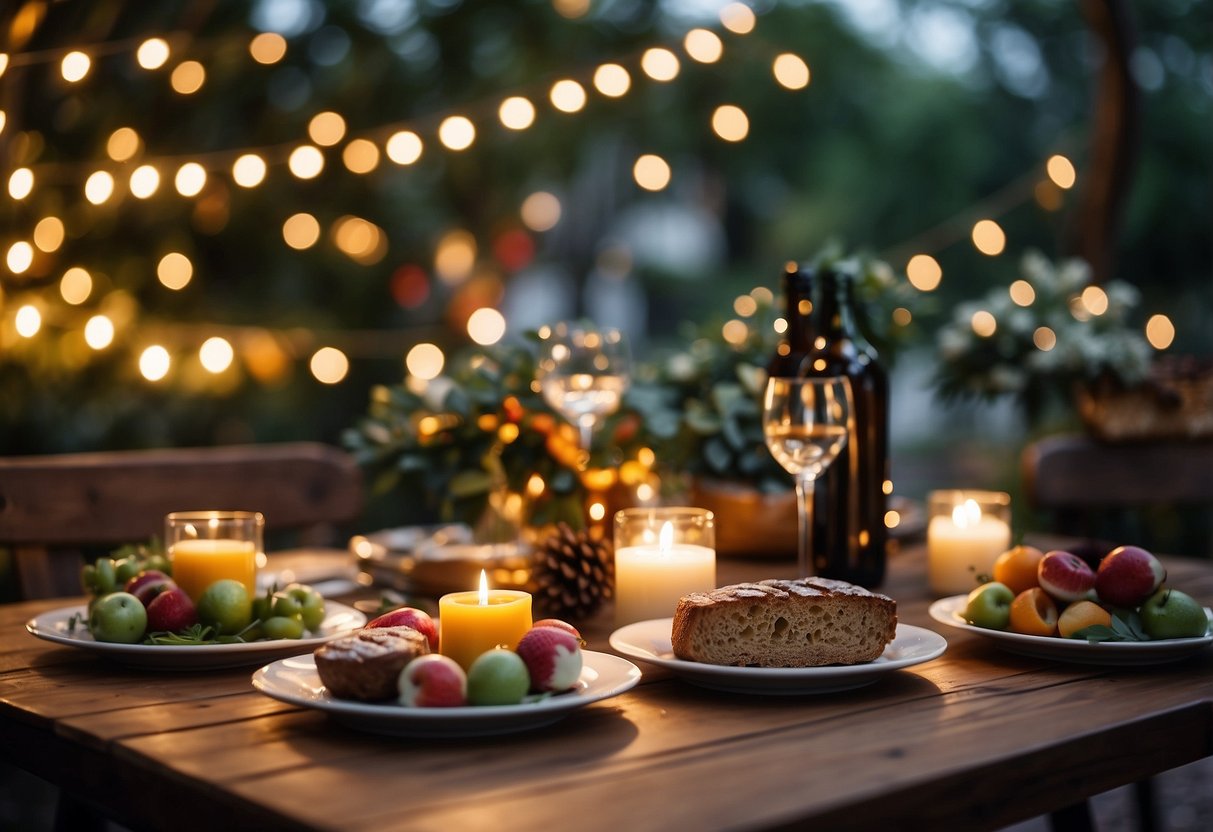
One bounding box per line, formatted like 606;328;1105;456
0;442;364;599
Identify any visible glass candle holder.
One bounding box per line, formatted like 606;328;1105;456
926;490;1011;596
166;510;263;603
613;506;716;627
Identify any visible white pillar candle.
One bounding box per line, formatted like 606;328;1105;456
614;510;716;627
927;494;1012;596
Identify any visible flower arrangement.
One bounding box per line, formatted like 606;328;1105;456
934;250;1153;419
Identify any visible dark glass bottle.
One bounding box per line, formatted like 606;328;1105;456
767;261;889;587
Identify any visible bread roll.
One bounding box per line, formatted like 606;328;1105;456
314;626;430;701
671;577;897;667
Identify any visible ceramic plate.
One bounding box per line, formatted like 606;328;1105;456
928;595;1213;666
608;619;946;695
25;602;366;671
252;651;641;737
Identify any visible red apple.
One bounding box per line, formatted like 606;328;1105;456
516;626;582;693
125;570;175;607
366;607;439;652
532;618;583;643
146;587;198;633
1037;550;1097;603
398;654;467;707
1094;545;1167;608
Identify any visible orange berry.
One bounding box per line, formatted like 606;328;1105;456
993;545;1045;595
1057;600;1113;638
1009;587;1059;636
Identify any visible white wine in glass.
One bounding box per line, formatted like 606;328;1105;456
537;324;630;452
763;376;851;578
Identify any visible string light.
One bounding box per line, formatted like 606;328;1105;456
61;51;91;82
129;164;160;198
550;79;587;113
593;63;631;97
386;130;423;165
15;305;42;337
84;315;115;349
640;48;679;82
157;252;193;290
282;213;321;249
342;139;380;174
107;127;141;161
84;171;115;204
174;162;207;196
232;153;267;187
310;347;350;384
136;38;170;70
8;167;34;199
249;32;287;65
684;29;723;63
139;345;171;381
971;219;1006;255
499;96;536;130
438;116;475;150
711;104;749;142
60;267;93;304
772;53;810;89
199;336;234;373
288;145;325;179
170;60;205;94
906;254;942;291
308;111;347;146
6;241;34;274
633;154;671;191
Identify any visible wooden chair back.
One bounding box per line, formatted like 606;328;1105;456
1021;433;1213;551
0;442;364;599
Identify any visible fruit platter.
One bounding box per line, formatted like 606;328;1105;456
253;607;642;737
929;543;1213;666
25;548;366;670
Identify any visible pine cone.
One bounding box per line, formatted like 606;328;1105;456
532;523;613;621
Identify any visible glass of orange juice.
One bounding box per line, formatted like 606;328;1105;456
166;510;263;602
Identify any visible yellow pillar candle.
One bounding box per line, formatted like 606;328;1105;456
171;538;258;602
614;520;716;627
927;492;1012;596
439;571;532;671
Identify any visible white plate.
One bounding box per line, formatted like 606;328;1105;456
25;602;366;671
608;619;946;695
251;651;642;737
928;595;1213;666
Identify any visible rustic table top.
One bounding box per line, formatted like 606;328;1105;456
3;543;1211;832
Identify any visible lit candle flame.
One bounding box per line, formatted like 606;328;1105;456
478;569;489;605
952;499;982;528
659;521;674;554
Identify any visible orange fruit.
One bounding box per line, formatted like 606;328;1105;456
1009;587;1059;636
993;545;1046;595
1057;600;1113;638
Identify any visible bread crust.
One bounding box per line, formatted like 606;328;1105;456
671;577;897;667
314;626;430;701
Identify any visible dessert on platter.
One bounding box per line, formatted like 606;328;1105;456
671;577;898;667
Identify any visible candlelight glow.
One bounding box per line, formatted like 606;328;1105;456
478;569;489;605
659;521;674;553
952;499;982;528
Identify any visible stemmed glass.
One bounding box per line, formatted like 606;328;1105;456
537;323;631;453
762;376;852;578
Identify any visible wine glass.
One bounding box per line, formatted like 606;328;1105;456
537;323;631;453
763;376;852;578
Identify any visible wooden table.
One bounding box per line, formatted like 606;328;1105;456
3;545;1211;831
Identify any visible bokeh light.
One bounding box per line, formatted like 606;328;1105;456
170;60;206;94
593;63;630;97
521;192;561;232
550;80;587;113
61;51;91;82
174;162;207;197
342;138;380;174
720;2;757;34
1009;279;1036;306
60;267;93;304
971;219;1006;255
1080;285;1109;316
971;310;997;337
136;38;170;70
15;305;41;337
906;254;942;291
711;105;749;142
1046;154;1076;189
129;165;160;198
499;96;536;130
386;130;423;165
1033;326;1057;351
467;307;507;345
406;343;445;379
773;53;810;89
139;345;171;381
157;252;194;290
6;241;34;274
641;48;680;82
308;111;346;146
438;116;475;151
310;347;350;384
633;154;671;191
434;230;477;283
283;213;321;249
1145;314;1175;349
85;171;115;204
199;337;235;373
33;216;65;252
232;154;267;187
107;127;140;162
250;32;288;64
84;315;114;349
8;168;34;199
288;145;325;179
684;29;723;63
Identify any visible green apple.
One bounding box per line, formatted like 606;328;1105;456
260;615;305;640
963;582;1015;630
1139;587;1210;639
466;649;530;706
196;579;253;635
89;592;148;643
